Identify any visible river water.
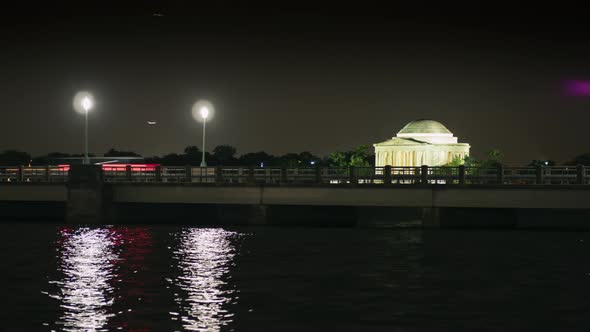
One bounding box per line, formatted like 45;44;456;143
1;223;590;331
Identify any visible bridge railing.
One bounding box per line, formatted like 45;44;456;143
103;165;129;182
0;166;20;182
427;167;461;184
2;165;589;185
285;167;317;183
464;167;498;184
0;166;68;182
503;167;536;185
321;167;350;184
356;166;386;184
217;167;249;183
391;166;421;184
541;166;578;185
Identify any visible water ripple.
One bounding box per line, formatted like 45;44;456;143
48;227;119;332
171;228;239;332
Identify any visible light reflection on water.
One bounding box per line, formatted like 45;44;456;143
48;227;119;332
171;228;239;332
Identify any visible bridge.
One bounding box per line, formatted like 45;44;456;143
1;165;590;228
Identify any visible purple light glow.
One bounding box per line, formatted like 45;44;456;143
565;80;590;96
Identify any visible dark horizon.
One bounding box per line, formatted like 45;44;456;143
1;4;589;165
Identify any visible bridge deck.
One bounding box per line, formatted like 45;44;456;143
2;182;589;210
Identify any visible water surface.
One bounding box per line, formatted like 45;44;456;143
1;223;590;331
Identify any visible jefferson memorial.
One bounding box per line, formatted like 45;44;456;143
373;119;470;167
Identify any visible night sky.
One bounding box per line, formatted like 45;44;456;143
1;3;589;164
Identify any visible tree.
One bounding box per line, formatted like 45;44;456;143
183;145;201;157
159;153;185;166
0;150;31;166
32;152;74;165
293;151;321;167
183;145;202;164
278;153;300;167
463;155;479;168
239;152;274;166
527;160;556;167
566;153;590;166
480;149;504;168
349;145;371;167
445;155;465;167
212;145;237;164
104;148;141;157
487;149;503;163
328;151;348;167
328;145;373;167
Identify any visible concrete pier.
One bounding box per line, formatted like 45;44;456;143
66;165;111;224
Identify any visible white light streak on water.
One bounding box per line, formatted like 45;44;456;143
172;228;238;332
49;228;119;332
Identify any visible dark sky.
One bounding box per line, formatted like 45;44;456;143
1;3;589;164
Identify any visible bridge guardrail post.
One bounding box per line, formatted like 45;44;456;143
281;167;288;184
155;166;162;182
420;165;428;184
125;165;132;182
185;165;192;183
17;166;23;182
99;166;104;182
577;165;585;184
45;165;51;182
384;165;392;185
215;166;223;183
496;165;504;184
535;165;543;184
458;165;465;184
315;166;322;184
348;166;356;184
248;166;255;184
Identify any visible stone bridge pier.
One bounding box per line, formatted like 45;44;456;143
66;165;112;223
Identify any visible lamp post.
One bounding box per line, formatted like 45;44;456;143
74;92;94;165
81;96;93;164
199;106;209;167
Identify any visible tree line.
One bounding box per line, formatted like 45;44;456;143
0;145;374;167
445;149;590;168
1;146;590;167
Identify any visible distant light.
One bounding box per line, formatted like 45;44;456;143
191;100;215;122
565;80;590;96
147;121;157;125
200;106;209;119
73;91;94;114
310;161;316;166
260;162;264;168
545;161;549;166
82;97;93;112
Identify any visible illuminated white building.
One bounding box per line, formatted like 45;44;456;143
374;119;470;167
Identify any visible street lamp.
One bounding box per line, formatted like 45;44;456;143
73;92;94;165
191;100;215;168
199;106;209;167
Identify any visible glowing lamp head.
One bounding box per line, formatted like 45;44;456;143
200;106;209;119
82;97;93;112
73;91;95;114
191;99;215;123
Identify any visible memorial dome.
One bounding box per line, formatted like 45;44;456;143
397;119;453;135
374;119;470;167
